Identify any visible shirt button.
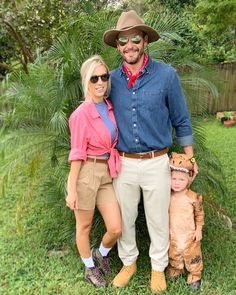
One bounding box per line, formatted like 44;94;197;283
133;123;136;127
132;92;135;95
132;108;136;111
135;138;139;142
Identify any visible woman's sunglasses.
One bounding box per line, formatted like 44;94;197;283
90;73;110;84
117;34;143;46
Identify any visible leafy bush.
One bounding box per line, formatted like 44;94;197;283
0;8;226;242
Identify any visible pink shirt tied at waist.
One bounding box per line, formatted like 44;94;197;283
68;98;121;178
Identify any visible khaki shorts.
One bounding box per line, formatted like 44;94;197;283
76;158;117;210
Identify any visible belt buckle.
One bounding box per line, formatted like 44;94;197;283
139;154;144;159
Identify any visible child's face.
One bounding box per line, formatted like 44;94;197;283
171;171;190;192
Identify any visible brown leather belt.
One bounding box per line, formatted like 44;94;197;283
118;148;169;159
87;157;108;163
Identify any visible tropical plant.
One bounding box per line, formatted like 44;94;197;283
0;8;226;242
194;0;236;62
0;0;117;74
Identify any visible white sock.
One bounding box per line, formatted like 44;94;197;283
81;256;95;268
99;243;112;257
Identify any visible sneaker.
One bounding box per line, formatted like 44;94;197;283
85;266;106;287
113;262;137;287
150;270;167;293
92;248;111;275
189;279;202;290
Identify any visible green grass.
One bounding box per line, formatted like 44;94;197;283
201;117;236;223
1;118;236;295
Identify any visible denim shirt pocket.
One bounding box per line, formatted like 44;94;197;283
141;89;166;111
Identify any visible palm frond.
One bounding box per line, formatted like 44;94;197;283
205;196;233;229
50;110;68;135
0;8;229;243
145;10;186;39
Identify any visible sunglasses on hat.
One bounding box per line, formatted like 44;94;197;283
117;34;143;46
90;73;110;84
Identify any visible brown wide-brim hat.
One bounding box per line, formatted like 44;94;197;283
103;10;160;48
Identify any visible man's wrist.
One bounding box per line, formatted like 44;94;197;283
183;145;194;157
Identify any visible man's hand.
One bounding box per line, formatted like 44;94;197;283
192;161;199;180
183;146;198;180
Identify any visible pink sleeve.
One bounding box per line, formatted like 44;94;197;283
68;111;88;162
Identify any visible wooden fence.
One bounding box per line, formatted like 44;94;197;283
193;62;236;114
214;62;236;112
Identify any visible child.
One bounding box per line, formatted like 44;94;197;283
168;152;204;290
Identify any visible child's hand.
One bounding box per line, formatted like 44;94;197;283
192;229;202;242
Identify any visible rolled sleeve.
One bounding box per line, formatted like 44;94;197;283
69;149;87;162
176;134;193;146
68;110;88;162
168;69;193;143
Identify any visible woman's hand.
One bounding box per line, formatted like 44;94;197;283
66;192;79;210
66;160;82;210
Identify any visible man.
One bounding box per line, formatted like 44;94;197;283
103;10;198;293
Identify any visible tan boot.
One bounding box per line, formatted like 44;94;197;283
150;270;167;293
113;262;137;287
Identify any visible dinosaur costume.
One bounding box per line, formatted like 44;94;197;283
168;153;204;285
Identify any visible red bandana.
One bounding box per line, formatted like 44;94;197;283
122;54;149;88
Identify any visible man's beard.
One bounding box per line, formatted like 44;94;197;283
123;47;145;65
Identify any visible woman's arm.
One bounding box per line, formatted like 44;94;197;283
66;160;82;210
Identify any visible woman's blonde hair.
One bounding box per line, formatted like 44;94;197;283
80;55;111;99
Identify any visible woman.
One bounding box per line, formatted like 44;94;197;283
66;55;121;287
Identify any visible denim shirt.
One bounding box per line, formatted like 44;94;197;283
109;57;193;153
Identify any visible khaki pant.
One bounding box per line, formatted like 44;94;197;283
113;154;171;271
168;239;203;283
76;159;117;210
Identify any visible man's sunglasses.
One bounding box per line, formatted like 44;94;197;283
117;34;142;46
90;73;110;84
